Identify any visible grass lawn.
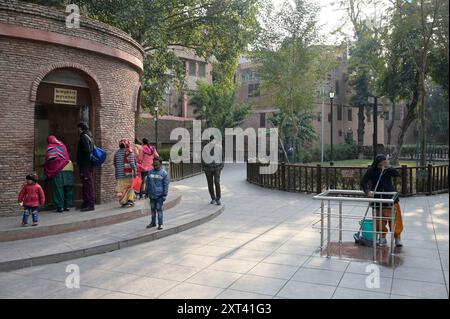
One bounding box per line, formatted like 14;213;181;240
306;159;449;167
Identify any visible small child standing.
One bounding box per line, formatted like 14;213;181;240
145;157;168;230
18;174;45;227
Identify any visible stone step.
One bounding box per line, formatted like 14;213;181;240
0;192;181;242
0;200;224;272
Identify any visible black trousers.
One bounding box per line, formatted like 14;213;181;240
205;169;221;200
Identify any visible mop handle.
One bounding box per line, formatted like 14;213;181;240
358;167;386;233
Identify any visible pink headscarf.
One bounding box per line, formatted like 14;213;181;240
44;135;70;179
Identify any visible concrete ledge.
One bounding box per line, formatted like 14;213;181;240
0;204;224;272
0;194;181;242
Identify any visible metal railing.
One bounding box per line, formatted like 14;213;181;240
247;162;449;196
313;189;399;262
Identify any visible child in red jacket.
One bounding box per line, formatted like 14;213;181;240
18;174;45;226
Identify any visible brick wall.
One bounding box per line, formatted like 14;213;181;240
0;1;144;216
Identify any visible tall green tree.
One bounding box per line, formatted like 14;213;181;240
189;81;251;134
338;0;388;158
251;0;332;162
390;0;445;166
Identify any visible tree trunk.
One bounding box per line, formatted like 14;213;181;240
357;105;365;159
419;70;427;166
391;76;420;165
387;101;396;145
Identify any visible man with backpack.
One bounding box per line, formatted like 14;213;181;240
77;122;95;212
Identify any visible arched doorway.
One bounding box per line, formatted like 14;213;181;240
34;68;97;209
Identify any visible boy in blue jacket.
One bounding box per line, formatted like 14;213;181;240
145;157;169;230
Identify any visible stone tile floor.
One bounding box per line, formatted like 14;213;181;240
0;164;448;299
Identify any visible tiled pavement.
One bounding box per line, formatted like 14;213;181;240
0;164;448;299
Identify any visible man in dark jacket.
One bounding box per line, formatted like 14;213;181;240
77;122;95;212
360;154;403;247
202;135;224;206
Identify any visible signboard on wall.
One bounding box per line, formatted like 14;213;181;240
54;88;77;105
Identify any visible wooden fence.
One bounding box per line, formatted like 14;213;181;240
167;161;203;182
247;162;449;196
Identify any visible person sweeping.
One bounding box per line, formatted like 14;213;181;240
360;154;404;247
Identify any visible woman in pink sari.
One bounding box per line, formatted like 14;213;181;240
44;135;74;213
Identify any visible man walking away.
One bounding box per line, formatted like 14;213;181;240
202;135;224;206
77;122;95;212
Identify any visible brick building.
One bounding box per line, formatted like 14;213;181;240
162;46;213;118
0;1;144;215
236;54;386;149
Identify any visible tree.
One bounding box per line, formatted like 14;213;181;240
189;81;251;134
427;84;449;144
24;0;260;113
391;0;445;166
337;0;389;158
251;0;332;162
269;111;317;162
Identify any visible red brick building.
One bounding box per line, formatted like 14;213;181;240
0;1;144;215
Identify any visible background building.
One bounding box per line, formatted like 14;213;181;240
235;52;386;150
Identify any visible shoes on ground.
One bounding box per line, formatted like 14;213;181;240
210;199;216;204
56;208;64;213
395;237;403;247
80;206;95;212
216;199;221;206
146;223;156;228
157;225;163;230
377;238;388;247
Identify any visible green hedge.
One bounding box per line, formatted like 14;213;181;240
157;148;171;161
300;143;358;163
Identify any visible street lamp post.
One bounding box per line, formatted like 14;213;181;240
329;92;335;166
154;106;159;150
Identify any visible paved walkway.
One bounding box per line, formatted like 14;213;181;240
0;164;448;299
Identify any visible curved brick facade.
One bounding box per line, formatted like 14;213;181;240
0;0;144;215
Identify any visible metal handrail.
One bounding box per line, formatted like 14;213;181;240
313;189;399;262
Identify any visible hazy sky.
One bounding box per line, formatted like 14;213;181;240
270;0;392;44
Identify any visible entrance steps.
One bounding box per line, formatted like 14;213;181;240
0;191;182;242
0;192;224;272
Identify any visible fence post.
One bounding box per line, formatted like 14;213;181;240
316;164;322;194
427;164;433;195
181;161;184;179
401;165;407;196
281;162;286;190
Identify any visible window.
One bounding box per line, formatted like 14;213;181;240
260;113;266;127
338;130;342;137
198;63;206;77
335;80;340;96
188;61;196;76
384;111;390;121
337;105;343;121
348;109;352;121
248;83;260;98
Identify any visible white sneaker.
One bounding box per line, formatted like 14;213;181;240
395;237;403;247
377;238;387;247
